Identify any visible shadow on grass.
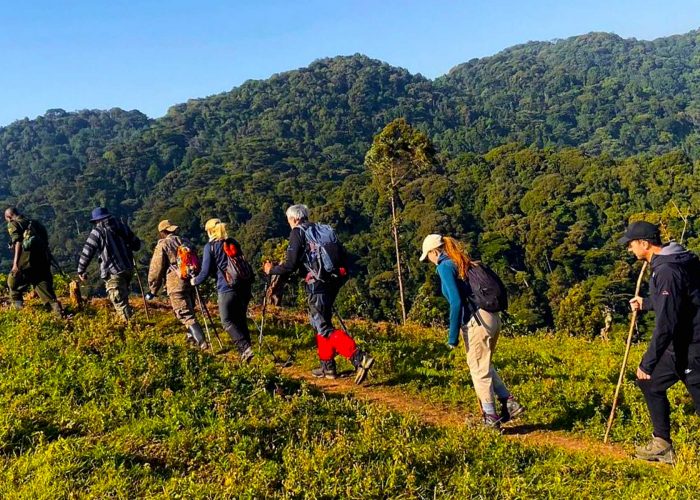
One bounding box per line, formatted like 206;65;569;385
0;418;85;455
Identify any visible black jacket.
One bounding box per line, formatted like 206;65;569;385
269;226;306;278
640;242;700;374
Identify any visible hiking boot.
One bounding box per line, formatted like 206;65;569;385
483;413;502;429
352;353;375;385
188;324;206;346
311;360;337;379
240;346;254;364
499;396;525;423
49;301;63;317
634;436;676;464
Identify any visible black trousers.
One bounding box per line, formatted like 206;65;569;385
217;286;252;354
637;347;700;442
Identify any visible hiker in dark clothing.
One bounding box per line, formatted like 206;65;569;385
77;207;141;322
146;219;208;350
622;221;700;464
191;218;253;362
420;233;522;428
4;207;62;315
263;204;374;384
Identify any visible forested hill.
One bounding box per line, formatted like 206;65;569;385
440;31;700;156
2;29;700;331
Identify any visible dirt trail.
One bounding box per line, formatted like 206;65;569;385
281;365;635;462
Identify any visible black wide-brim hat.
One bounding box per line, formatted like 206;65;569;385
90;207;111;222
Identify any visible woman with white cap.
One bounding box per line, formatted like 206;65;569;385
420;233;523;428
191;218;254;362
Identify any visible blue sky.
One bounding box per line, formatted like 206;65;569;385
1;0;698;126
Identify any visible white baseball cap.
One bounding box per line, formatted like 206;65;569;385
419;234;444;261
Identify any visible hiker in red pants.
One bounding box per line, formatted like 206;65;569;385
263;204;374;384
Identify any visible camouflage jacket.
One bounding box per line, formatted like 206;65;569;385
148;234;193;295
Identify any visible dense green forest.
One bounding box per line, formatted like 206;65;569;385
2;30;700;332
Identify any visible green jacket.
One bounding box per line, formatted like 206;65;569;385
7;216;51;272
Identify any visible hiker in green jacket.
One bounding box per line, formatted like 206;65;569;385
4;207;62;315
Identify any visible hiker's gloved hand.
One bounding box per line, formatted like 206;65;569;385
10;264;19;276
145;292;155;301
78;273;87;282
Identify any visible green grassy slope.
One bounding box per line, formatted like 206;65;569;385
0;303;698;498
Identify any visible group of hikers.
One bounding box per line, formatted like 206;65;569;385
4;204;700;463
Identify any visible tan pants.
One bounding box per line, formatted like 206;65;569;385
169;289;197;327
463;309;510;404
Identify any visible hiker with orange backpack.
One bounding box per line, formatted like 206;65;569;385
191;218;254;362
145;219;208;350
420;234;523;428
263;204;374;384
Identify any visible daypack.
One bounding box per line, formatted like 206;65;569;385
21;221;37;251
176;243;200;279
21;220;46;251
162;236;199;280
300;223;347;281
222;239;254;286
467;263;508;313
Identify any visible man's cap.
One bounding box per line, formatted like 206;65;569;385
618;221;661;245
419;234;444;261
90;207;111;222
157;219;178;232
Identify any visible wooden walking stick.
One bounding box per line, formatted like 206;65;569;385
603;260;648;443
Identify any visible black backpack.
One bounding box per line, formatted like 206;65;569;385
300;223;346;281
467;264;508;313
221;239;254;286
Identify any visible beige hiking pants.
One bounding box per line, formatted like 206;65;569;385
463;309;509;404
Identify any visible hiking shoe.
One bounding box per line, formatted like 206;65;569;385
634;436;676;464
311;360;337;379
199;341;210;351
483;413;502;429
499;396;525;423
241;347;254;364
353;354;375;385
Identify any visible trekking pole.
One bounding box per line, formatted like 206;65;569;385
333;307;349;334
194;286;223;349
132;258;150;320
603;260;648;443
259;279;269;347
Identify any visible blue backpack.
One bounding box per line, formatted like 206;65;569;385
300;223;347;281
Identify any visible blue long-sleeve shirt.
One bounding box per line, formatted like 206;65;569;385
436;253;471;346
192;239;238;293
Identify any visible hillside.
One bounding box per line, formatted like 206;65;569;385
1;299;700;497
2;30;700;329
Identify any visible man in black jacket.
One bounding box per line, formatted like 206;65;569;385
263;204;374;384
622;221;700;464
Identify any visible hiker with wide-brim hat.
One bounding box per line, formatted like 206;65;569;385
4;206;62;316
621;221;700;464
77;207;141;322
191;218;254;362
420;233;523;428
146;219;208;349
262;204;375;384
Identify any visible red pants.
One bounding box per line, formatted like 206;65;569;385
316;329;357;361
